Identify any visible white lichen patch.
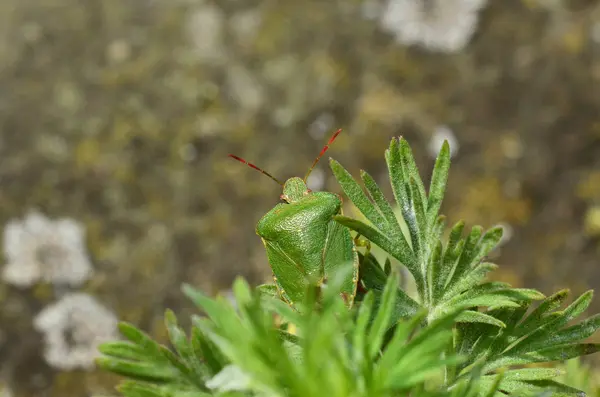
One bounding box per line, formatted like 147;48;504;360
2;210;93;287
33;293;119;370
380;0;488;53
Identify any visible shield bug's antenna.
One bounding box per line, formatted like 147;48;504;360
228;154;284;186
304;128;342;182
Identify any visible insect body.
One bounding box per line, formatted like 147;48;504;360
229;129;359;308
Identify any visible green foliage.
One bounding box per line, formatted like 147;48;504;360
98;274;489;396
98;137;600;396
329;137;600;395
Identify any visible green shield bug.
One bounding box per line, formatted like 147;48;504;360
229;129;360;309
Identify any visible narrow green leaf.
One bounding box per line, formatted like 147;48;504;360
489;378;585;396
408;176;427;261
399;137;427;211
330;159;388;232
431;215;447;248
522;380;587;396
547;291;593;329
484;343;600;372
508;290;593;354
334;215;419;285
427;140;450;231
232;277;253;308
440;221;465;289
456;311;506;328
159;345;196;383
117;382;165;397
516;289;570;337
376;310;428;381
359;253;420;321
360;169;405;241
390;354;462;389
191;326;227;376
385;138;409;222
384;257;392;276
428;240;444;303
442;262;498;300
498;368;564;381
96;357;180;383
482;371;505;397
98;341;147;360
446;226;483;289
473;226;503;263
164;310;209;388
448;294;521;310
512;313;600;355
117;323;166;359
368;273;399;359
353;291;374;367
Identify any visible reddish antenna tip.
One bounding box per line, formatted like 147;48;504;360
228;154;284;186
304;128;343;182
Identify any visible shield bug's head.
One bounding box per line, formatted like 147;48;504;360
229;128;343;203
281;177;309;203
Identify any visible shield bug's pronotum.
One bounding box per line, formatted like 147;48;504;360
229;129;360;308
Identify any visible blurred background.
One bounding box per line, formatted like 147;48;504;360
0;0;599;396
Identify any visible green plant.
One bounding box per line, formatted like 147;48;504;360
99;273;496;397
98;136;600;396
